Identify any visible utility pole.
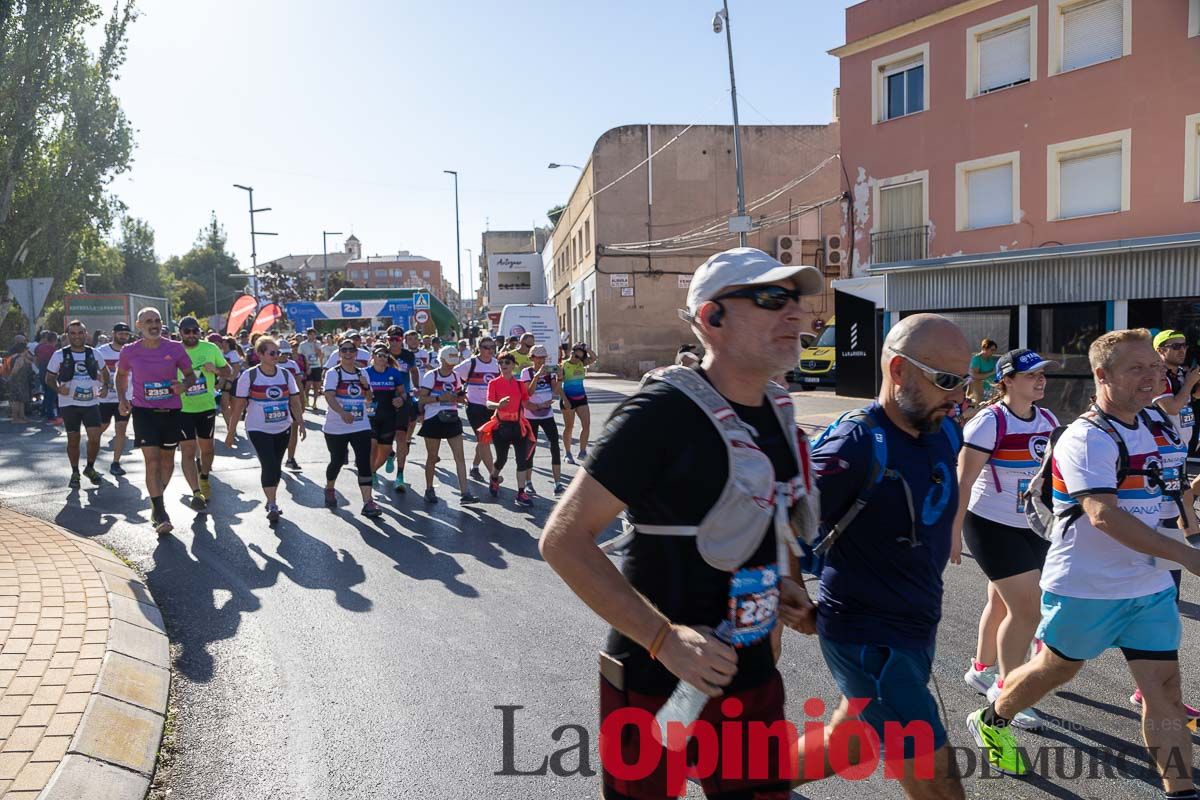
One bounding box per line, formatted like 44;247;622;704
444;170;462;325
465;248;473;319
233;184;277;302
714;1;748;246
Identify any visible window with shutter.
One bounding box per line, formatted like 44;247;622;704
1061;0;1123;72
967;164;1015;229
979;21;1031;93
879;182;924;231
1059;148;1122;218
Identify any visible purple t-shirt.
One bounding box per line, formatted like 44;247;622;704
118;339;192;409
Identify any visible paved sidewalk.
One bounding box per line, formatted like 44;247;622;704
0;506;169;799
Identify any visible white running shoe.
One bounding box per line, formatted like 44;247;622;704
964;663;997;695
986;683;1043;731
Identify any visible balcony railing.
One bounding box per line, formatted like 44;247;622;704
871;225;929;264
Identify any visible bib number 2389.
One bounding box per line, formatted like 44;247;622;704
727;565;780;647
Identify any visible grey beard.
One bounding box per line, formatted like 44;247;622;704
895;385;943;433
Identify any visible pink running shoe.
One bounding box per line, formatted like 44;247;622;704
1130;688;1200;719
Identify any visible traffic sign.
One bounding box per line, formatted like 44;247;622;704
413;292;431;310
6;278;53;338
414;309;430;325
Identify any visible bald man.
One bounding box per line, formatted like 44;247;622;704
804;314;970;799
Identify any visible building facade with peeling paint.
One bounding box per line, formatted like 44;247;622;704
832;0;1200;416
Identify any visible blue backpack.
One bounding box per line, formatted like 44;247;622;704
801;407;962;575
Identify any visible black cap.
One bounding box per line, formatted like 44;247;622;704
112;323;131;333
178;316;201;332
995;349;1057;380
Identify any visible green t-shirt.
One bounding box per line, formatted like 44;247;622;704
970;353;999;394
180;340;229;413
511;351;533;370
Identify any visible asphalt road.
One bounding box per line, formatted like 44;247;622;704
1;381;1198;799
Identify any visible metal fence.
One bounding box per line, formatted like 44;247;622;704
870;225;929;265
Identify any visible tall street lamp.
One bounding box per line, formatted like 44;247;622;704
322;230;344;299
713;2;749;246
547;163;582;170
465;247;474;319
232;184;277;302
443;170;463;326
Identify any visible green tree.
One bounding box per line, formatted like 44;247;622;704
0;1;137;319
257;261;319;304
117;215;163;297
325;272;353;297
173;279;206;319
160;213;247;318
547;204;566;227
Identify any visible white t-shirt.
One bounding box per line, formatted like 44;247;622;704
235;366;298;435
1042;413;1174;600
322;367;372;435
419;368;462;421
323;348;371;370
1155;366;1196;453
279;359;304;382
46;348;105;408
1143;407;1189;522
520;366;557;420
298;340;323;367
963;403;1058;528
95;344;128;403
454;357;500;406
415;349;432;371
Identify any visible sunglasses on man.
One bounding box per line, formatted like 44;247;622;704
711;284;806;311
180;327;201;335
889;349;972;392
1162;342;1188;351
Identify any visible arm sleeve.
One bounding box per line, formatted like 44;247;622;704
812;423;875;527
962;408;998;454
1056;425;1119;497
235;371;251;398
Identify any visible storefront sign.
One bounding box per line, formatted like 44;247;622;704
609;274;630;288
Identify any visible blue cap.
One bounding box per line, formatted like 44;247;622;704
996;349;1056;380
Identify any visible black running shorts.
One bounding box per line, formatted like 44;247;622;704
131;407;183;449
179;410;217;442
61;405;102;434
963;510;1050;581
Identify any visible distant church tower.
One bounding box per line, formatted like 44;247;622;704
345;235;362;260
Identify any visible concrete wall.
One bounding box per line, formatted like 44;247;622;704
549;123;842;377
838;0;1200;270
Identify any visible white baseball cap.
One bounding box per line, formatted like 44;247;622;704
438;345;461;365
684;247;823;318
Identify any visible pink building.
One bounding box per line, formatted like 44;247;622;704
833;0;1200;411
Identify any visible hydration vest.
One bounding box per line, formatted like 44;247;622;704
600;366;819;576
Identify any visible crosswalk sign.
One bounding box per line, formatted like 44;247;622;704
413;292;430;310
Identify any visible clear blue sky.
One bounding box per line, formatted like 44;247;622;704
108;0;855;297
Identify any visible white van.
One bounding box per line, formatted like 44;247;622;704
496;304;561;365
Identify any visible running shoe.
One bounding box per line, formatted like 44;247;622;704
82;466;102;485
488;477;500;497
577;448;588;460
324;488;337;508
109;462;126;476
461;492;479;504
553;482;565;496
152;512;173;536
1131;689;1200;719
393;475;407;493
966;708;1028;776
469;467;484;482
424;487;438;504
285;459;301;472
565;451;576;466
964;663;997;695
524;481;537;495
190;494;207;511
515;491;533;507
68;472;81;489
986;684;1042;731
266;503;281;523
384;454;395;474
198;477;212;499
362;501;383;518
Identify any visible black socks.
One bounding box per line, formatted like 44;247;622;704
981;702;1011;728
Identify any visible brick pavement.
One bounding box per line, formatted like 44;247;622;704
0;506;168;800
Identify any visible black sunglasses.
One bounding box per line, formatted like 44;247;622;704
712;285;805;311
339;347;357;353
1163;343;1188;351
180;328;201;334
264;350;280;357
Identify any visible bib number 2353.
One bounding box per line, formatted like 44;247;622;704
727;565;780;647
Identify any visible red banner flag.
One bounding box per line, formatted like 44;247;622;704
250;303;283;335
226;295;258;335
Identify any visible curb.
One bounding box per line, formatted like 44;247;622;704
3;513;170;800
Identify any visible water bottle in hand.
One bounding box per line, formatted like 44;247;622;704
653;621;734;750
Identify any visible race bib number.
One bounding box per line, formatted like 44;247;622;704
262;403;289;424
1163;467;1182;495
342;399;365;420
143;380;172;401
1181;406;1195;429
186;380;209;396
368;400;379;418
727;566;780;647
1016;479;1030;513
72;385;94;402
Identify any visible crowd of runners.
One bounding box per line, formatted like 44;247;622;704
19;308;596;534
542;247;1200;799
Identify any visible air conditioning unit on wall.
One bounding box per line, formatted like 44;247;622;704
823;234;844;275
776;234;801;266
